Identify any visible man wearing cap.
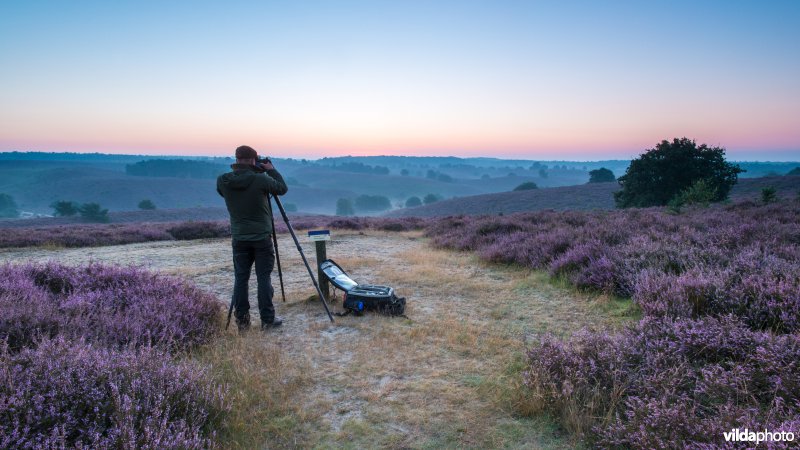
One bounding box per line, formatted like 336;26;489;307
217;145;288;331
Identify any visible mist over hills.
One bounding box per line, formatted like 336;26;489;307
1;152;798;217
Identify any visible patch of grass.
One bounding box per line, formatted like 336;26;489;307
589;293;641;325
196;334;317;449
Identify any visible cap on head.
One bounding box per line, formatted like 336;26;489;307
235;145;258;160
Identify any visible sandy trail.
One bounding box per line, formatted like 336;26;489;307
1;231;621;448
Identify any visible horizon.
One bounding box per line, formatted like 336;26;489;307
1;1;799;161
2;149;799;164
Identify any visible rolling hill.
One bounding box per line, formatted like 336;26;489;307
387;176;800;217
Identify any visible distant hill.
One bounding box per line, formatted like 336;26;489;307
387;176;800;217
0;152;609;215
2;152;798;216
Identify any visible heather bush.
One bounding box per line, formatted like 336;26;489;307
427;201;800;332
525;316;800;448
0;273;60;351
0;262;226;448
327;217;366;230
0;263;221;352
429;201;800;446
370;217;427;232
166;221;230;240
0;223;174;248
0;215;432;249
0;337;227;449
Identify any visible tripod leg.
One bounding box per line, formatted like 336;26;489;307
225;294;235;330
272;195;335;323
225;244;237;331
268;196;286;302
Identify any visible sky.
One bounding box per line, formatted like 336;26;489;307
0;0;798;161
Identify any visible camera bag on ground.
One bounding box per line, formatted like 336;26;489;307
320;259;406;317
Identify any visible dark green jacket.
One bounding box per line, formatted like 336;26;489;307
217;164;288;241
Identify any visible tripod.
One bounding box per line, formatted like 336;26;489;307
225;194;335;329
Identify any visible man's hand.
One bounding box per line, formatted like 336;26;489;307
260;161;275;171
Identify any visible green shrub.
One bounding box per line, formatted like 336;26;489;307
354;195;391;212
513;182;538;191
588;167;615;183
423;194;440;205
51;200;80;217
761;187;777;204
138;199;156;210
405;196;422;207
336;198;354;216
79;203;110;223
0;193;19;218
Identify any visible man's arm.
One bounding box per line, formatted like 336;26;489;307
261;168;288;196
216;177;225;197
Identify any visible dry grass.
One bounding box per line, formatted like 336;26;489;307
0;230;636;449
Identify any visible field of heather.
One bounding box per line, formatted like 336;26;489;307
0;216;431;249
1;199;798;448
1;229;632;448
427;200;800;447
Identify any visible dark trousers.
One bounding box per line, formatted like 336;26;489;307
232;238;275;324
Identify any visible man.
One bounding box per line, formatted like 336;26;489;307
217;145;288;331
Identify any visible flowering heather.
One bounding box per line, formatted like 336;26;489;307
0;262;221;352
166;221;230;240
426;201;800;333
0;216;430;249
0;337;227;449
426;201;800;446
0;222;174;248
524;316;800;448
0;263;226;448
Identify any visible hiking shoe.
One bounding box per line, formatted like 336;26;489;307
236;313;251;333
261;317;283;330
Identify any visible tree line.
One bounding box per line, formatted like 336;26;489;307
126;159;229;179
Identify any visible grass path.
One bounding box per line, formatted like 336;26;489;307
0;231;635;448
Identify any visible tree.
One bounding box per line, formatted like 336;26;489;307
423;193;440;205
400;169;410;176
588;168;616;183
405;196;422;207
0;193;19;218
787;167;800;176
354;195;391;212
79;202;110;223
513;181;538;191
538;168;548;178
335;198;354;216
51;200;79;217
614;137;743;208
138;199;156;210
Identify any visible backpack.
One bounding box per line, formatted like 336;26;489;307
320;259;407;317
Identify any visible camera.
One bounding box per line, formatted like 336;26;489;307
254;156;272;172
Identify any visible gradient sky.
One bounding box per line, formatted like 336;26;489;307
1;0;798;160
